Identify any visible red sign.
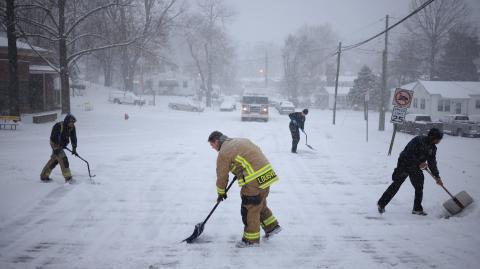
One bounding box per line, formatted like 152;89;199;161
392;88;414;108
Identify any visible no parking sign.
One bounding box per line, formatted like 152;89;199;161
388;88;414;155
392;88;414;108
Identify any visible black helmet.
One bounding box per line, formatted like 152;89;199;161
302;108;309;115
208;131;223;142
428;128;443;140
64;114;77;123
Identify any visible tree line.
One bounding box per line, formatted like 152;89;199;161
1;0;236;114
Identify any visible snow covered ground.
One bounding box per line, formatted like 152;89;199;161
1;83;479;269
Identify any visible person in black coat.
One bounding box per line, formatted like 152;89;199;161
40;114;78;183
377;128;444;215
288;109;308;153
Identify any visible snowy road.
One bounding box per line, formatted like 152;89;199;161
1;84;479;268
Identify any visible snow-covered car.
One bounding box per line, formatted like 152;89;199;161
276;101;295;115
220;97;236;111
168;100;204;112
108;90;145;106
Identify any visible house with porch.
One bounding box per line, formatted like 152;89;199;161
390;80;480;120
0;35;59;122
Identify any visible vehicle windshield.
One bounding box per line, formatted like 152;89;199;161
415;116;431;122
242;96;268;104
455;116;469;120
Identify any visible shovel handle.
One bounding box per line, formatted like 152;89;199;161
425;168;464;209
202;176;237;225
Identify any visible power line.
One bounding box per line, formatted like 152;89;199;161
341;0;436;51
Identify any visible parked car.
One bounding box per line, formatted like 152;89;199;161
108;90;145;106
241;93;269;122
276;101;295;115
397;114;443;135
219;97;236;111
440;115;480;137
168;100;204;112
469;114;480;123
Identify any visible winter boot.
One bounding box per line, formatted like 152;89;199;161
235;238;259;248
65;177;73;184
265;225;282;239
412;210;427;216
40;177;52;183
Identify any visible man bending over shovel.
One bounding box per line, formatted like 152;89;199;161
377;128;444;216
208;131;282;247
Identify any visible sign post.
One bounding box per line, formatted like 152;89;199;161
388;88;414;155
365;92;369;142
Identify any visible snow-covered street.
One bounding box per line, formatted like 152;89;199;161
1;85;479;269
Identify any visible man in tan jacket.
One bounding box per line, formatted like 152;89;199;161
208;131;281;247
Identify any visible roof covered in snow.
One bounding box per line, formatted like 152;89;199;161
418;80;480;99
29;64;57;74
393;80;480;99
0;35;48;52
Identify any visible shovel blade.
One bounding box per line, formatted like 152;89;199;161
443;190;474;215
306;144;314;150
182;222;205;243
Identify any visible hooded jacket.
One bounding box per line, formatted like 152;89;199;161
50;115;77;149
399;135;439;178
289;112;305;130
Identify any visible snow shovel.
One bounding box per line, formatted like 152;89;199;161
65;147;97;183
301;129;314;150
425;168;473;215
182;176;237;243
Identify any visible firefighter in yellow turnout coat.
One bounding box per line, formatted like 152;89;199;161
208;131;281;247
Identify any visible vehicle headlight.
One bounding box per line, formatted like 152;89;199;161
242;106;247;111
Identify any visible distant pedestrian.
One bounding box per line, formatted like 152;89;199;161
40;114;78;183
288;109;308;153
377;128;444;215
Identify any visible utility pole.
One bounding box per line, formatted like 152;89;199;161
333;42;342;125
264;50;269;88
379;14;389;131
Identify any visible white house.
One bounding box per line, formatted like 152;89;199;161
325;86;351;109
390;80;480;120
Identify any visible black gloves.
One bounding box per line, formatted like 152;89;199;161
217;193;227;202
71;146;78;156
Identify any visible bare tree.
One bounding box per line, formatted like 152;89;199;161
183;0;235;107
2;0;20;116
112;0;181;92
407;0;469;80
9;0;137;113
281;25;338;105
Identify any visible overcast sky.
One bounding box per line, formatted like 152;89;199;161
226;0;413;45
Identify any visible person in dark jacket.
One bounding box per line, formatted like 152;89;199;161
40;114;78;183
288;109;308;153
377;128;444;215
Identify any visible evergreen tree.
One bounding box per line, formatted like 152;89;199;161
437;29;479;81
348;65;380;108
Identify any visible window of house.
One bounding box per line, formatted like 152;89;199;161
413;98;418;108
444;100;450;112
420;99;426;110
476;99;480;109
438;100;450;112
